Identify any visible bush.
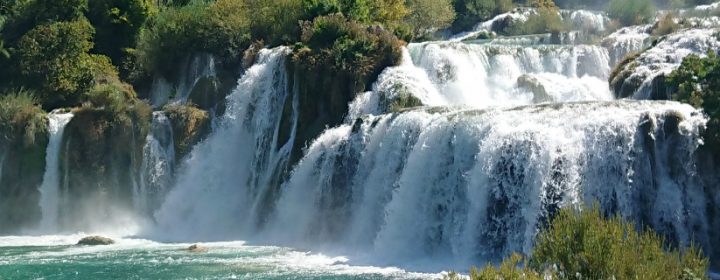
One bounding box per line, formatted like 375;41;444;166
651;13;680;36
0;90;46;147
295;14;403;81
135;0;251;77
608;0;656;27
530;206;708;279
404;0;455;40
452;206;708;280
451;0;513;32
667;51;720;155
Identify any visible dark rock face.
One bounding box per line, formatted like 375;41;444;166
59;106;150;231
77;235;115;245
0;116;48;234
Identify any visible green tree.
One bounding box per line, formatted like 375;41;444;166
87;0;155;65
404;0;455;40
15;19;100;109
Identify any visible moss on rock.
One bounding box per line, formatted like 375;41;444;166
609;51;643;99
163;104;210;160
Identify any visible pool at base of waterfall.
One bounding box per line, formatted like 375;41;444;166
0;235;436;280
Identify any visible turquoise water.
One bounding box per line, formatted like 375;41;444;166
0;236;436;280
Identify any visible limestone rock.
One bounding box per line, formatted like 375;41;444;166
77;236;115;245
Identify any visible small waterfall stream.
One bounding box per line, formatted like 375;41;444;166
37;111;74;233
136;112;176;216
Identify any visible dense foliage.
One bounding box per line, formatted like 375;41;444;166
447;206;709;280
451;0;513;32
134;0;251;77
607;0;656;26
667;51;720;154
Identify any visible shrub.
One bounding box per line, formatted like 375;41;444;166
530;206;708;279
0;90;46;147
502;6;565;35
667;51;720;154
404;0;455;40
135;0;251;77
651;13;680;36
452;206;709;280
295;14;403;81
607;0;656;27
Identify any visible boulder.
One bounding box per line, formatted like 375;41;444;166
187;244;209;253
77;236;115;245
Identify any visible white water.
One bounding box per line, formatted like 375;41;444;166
37;111;74;233
266;101;707;268
144;38;716;269
136;112;176;216
601;25;652;66
405;42;612;107
153;47;299;240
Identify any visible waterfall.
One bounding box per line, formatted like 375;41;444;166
405;42;612;107
153;47;298;240
601;25;651;66
145;32;717;268
265;101;708;267
148;53;218;108
136;112;175;216
37;111;74;233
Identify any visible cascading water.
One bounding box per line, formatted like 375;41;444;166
265;101;709;268
153;47;299;240
37;111;74;233
601;25;652;66
148;53;218;108
147;34;717;269
135;112;175;216
406;42;612;107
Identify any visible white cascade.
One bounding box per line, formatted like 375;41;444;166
136;111;175;216
153;47;298;240
37;111;74;233
265;101;708;268
405;42;612;108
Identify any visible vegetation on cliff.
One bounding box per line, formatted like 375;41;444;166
667;51;720;155
0;91;48;232
163;104;209;159
446;206;708;280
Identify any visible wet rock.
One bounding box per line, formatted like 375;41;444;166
187;244;209;253
77;236;115;245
